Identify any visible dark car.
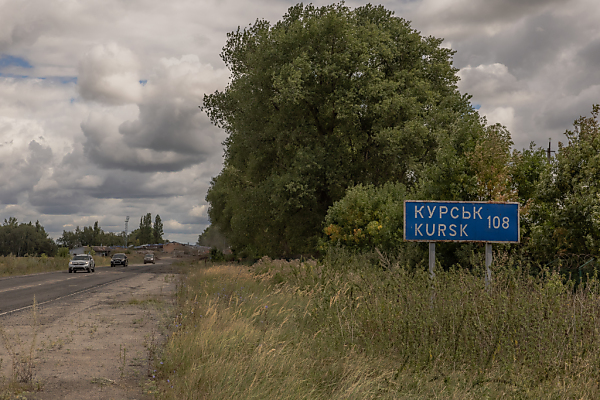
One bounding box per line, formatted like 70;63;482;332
111;253;128;267
143;253;155;264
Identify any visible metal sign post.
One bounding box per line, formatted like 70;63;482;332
485;242;492;288
405;201;520;286
429;242;435;279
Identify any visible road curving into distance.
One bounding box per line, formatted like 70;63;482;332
0;257;178;317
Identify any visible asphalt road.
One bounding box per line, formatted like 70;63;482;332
0;258;178;317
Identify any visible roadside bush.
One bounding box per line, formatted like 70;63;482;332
323;182;407;253
57;247;70;258
209;247;225;262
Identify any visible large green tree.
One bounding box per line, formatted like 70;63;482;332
0;218;57;256
153;214;164;243
528;105;600;259
139;213;153;245
204;3;483;257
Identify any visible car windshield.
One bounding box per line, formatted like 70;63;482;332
144;254;153;258
113;254;126;259
73;255;89;260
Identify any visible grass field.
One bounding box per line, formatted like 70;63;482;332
153;251;600;399
0;253;146;277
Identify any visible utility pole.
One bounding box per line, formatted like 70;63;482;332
124;216;129;249
547;138;556;162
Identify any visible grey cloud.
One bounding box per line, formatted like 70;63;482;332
411;0;572;42
435;0;569;27
0;2;58;52
119;102;219;156
538;86;600;132
87;174;181;199
0;140;52;204
578;38;600;67
562;39;600;95
82;118;204;173
28;190;88;215
458;63;521;104
80;53;228;173
177;215;209;226
451;11;579;78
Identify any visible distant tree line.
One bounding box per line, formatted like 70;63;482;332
0;217;57;256
57;221;125;248
58;213;164;249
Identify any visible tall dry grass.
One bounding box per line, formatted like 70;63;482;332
155;253;600;399
0;255;69;277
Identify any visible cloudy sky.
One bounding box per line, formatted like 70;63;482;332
0;0;598;243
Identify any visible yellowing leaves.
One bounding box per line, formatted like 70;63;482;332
467;123;518;202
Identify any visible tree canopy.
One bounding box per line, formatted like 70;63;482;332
528;105;600;259
153;214;164;244
204;3;483;257
128;213;165;246
59;214;164;249
57;221;124;248
0;218;57;256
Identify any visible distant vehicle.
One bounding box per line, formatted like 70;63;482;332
143;253;155;264
111;253;128;267
69;254;95;273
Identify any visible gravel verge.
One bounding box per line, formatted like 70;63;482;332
0;268;177;399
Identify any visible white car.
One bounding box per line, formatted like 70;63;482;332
68;254;95;273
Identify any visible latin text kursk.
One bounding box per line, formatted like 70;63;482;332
413;205;483;238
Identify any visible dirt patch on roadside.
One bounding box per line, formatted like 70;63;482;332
0;269;178;399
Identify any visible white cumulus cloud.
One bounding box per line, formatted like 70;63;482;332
78;43;143;105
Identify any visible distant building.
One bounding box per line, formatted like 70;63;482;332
163;242;186;254
162;242;211;256
91;246;111;256
69;246;88;255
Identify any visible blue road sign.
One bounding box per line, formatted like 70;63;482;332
404;201;519;243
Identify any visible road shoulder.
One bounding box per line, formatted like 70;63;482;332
0;269;177;399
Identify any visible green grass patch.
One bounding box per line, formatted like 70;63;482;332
154;253;600;399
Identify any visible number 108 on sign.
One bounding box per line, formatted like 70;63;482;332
488;215;510;230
